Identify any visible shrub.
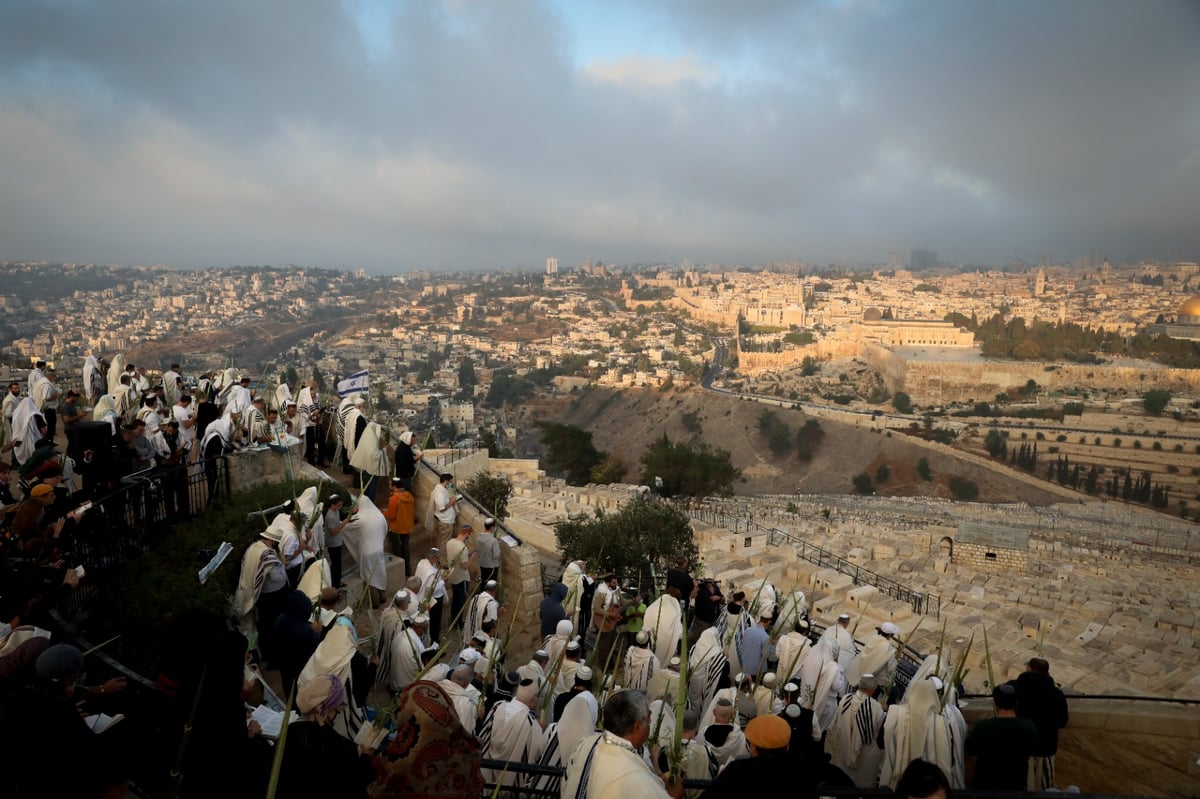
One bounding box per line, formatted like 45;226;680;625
1056;434;1067;442
949;476;980;500
875;464;891;483
917;457;932;481
852;473;874;495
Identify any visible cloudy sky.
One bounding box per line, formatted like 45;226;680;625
1;0;1198;273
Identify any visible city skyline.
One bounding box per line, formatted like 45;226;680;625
1;0;1198;273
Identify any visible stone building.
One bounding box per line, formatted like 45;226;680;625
952;521;1029;574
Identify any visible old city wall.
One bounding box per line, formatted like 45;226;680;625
875;355;1200;405
737;337;861;372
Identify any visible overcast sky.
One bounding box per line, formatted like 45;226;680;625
1;0;1198;273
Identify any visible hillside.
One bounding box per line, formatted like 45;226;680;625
553;385;1066;504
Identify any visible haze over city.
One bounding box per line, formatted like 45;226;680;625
2;0;1198;272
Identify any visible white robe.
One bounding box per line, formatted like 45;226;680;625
349;419;390;479
799;641;846;740
162;369;180;407
439;678;479;736
388;626;424;692
480;699;545;789
820;623;857;673
776;631;812;682
846;634;897;689
298;620;366;740
642;595;683;667
827;690;886;788
464;592;499;643
413;557;445;613
561;561;588;619
622;646;659;693
562;731;672;799
107;354;127;398
879;679;958;790
342;406;364;461
340;494;388;592
10;397;43;463
532;690;598;795
84;356;105;405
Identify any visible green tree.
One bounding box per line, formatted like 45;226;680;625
800;356;819;376
757;410;792;456
892;392;913;414
486;373;534;406
852;473;874;495
1143;389;1171;416
875;463;891;483
638;433;740;498
589;455;628;484
791;419;824;462
538;422;603;485
554;498;698;590
917;456;932;481
984;428;1006;457
461;470;514;521
949;476;979;500
458;356;477;393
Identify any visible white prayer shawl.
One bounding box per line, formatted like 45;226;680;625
464;592;499;643
879;679;956;790
742;580;777;619
297;558;330;606
107;354;126;398
646;667;680;704
136;406;162;436
716;607;751;676
752;686;781;717
340;494;388;592
10;397;43;463
677;737;720;796
335;395;356;447
2;391;20;440
388;627;424;692
942;701;968;790
561;561;587;618
820;624;857;672
83;356;103;404
342;406;364;460
647;699;676;752
544;623;572;666
699;686;739;733
532;690;598;796
162;369;180;407
91;394;119;433
702;724;749;771
562;731;671;799
274;382;292;412
200;417;233;454
31;377;56;412
474;639;498;682
349;420;390;480
515;659;547;693
295;487;325;554
480;699;545;789
297;386;316;425
439;678;479;736
298;620;366;740
413;558;444;611
224;385;252;419
776;590;807;629
554;658;582;701
799;641;846;740
846;633;897;689
642;595;683;666
622;646;659;694
827;690;886;788
689;628;728;714
908;654;951;689
776;631;812;682
232;540;282;619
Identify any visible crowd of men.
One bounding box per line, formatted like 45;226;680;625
0;356;1073;798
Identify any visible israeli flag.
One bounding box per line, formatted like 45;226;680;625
336;370;370;397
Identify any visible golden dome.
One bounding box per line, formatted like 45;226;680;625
1180;295;1200;318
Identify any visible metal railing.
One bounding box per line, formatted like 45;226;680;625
686;506;941;619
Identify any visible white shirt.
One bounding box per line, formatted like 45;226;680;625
431;483;456;524
173;404;195;445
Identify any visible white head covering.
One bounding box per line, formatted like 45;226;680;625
555;619;573;637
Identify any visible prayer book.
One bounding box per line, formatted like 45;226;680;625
85;713;124;734
249;704;297;739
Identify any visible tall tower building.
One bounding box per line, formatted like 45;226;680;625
1035;267;1046;297
546;257;558;276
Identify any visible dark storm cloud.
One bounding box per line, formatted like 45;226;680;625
0;0;1196;270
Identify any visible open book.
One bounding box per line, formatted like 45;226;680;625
248;704;296;739
85;713;124;734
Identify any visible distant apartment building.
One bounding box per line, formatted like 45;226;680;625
440;399;475;427
546;257;558;275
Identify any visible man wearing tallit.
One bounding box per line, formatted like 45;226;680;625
561;560;589;631
845;622;900;690
560;689;675;799
273;373;292;412
340;487;389;608
646;655;681;704
83;356;105;407
820;613;857;673
2;382;21;443
479;677;546;791
776;619;812;684
879;676;960;790
622;631;659;693
373;589;413;688
296;384;318;465
531;682;599;797
386;611;427;693
348;415;391;503
440;663;483;736
798;639;846;746
9;397;46;466
464;580;500;644
339;395;367;469
826;673;886;788
161;363;181;408
232;522;289;657
642;592;683;668
544;619;574;668
298;612;370;741
688;626;728;717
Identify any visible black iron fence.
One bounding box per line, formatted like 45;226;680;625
686;506;941;619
